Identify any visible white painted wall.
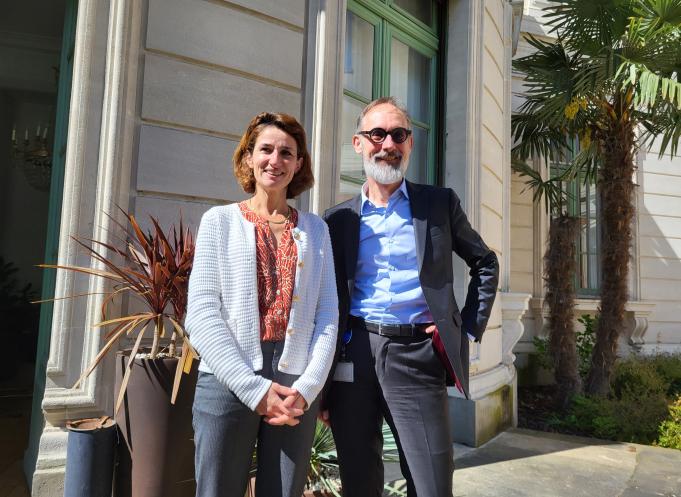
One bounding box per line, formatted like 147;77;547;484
636;139;681;353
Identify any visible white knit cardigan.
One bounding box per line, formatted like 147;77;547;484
185;204;338;411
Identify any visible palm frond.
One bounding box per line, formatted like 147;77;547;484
619;61;681;109
543;0;635;54
512;159;573;215
514;36;579;123
514;35;612;134
384;481;408;496
639;98;681;156
634;0;681;35
572;136;603;184
511;112;569;162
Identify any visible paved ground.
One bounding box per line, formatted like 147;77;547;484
386;428;681;497
3;393;680;497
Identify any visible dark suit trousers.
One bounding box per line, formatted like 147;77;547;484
328;322;454;497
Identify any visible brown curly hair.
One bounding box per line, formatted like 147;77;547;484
233;112;314;199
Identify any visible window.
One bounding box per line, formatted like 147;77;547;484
338;0;442;202
552;137;601;295
570;172;600;295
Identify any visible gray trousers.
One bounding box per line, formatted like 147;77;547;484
193;341;318;497
328;325;454;497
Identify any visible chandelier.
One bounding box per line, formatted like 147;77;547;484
11;125;52;192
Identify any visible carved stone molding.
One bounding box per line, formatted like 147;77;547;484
625;301;655;349
528;297;656;353
501;292;531;366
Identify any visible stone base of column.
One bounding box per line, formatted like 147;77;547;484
30;425;68;497
448;383;514;447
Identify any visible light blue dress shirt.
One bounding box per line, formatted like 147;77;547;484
350;180;434;324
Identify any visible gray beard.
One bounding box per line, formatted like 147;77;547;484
363;157;408;185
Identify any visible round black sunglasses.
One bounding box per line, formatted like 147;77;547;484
357;127;412;144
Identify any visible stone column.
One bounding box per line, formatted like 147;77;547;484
31;0;141;493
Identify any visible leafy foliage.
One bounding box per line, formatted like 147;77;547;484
575;314;597;379
40;210;196;411
658;396;681;449
307;421;341;496
532;313;597;383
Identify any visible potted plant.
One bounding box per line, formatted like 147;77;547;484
42;210;197;497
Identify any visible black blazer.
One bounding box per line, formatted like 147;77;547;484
323;181;499;398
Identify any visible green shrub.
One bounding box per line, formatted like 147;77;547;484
554;392;668;444
526;355;681;447
647;355;681;397
610;358;669;401
556;395;619;440
611;394;669;443
549;357;672;443
657;396;681;450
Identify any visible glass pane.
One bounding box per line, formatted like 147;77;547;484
338;96;366;202
390;37;431;123
588;254;599;289
588;217;598;254
344;11;374;99
393;0;432;26
579;254;588;289
405;126;428;184
580;223;587;255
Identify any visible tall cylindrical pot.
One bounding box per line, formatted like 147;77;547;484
64;417;117;497
114;352;198;497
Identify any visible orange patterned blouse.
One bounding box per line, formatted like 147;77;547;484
239;201;298;342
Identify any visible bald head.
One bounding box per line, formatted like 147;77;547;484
356;96;411;132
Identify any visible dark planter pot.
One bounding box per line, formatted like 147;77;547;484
64;417;117;497
114;352;198;497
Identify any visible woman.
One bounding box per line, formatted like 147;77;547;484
185;112;338;497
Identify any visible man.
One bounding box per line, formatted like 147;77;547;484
322;97;499;497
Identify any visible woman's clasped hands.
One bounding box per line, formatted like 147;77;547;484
255;382;307;426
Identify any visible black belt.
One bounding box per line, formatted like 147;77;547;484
349;315;432;338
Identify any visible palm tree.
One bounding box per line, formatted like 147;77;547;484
512;0;681;395
546;215;583;406
513;159;583;406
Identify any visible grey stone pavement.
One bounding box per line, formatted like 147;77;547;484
385;428;681;497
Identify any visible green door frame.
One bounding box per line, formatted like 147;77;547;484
23;0;78;485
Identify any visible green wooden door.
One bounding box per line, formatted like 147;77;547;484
23;0;78;485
